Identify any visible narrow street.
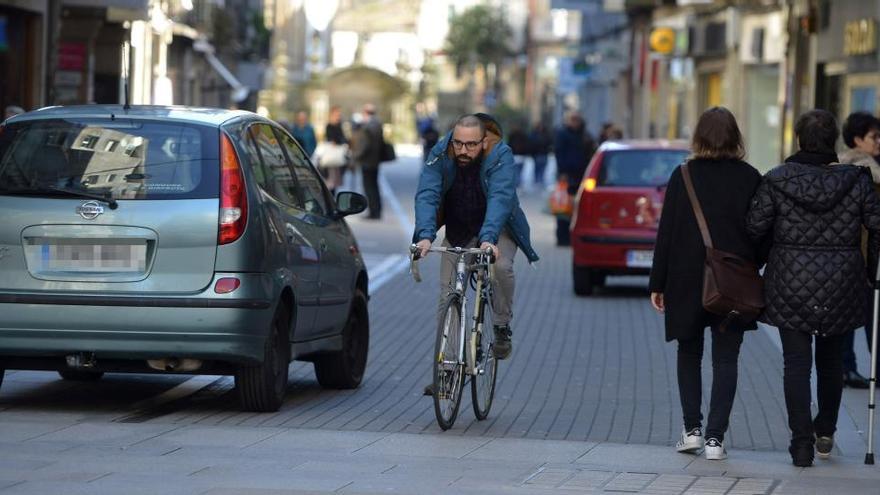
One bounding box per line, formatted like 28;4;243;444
1;148;879;494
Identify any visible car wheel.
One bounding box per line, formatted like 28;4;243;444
591;272;607;288
235;304;291;412
314;289;369;389
58;370;104;381
573;265;594;296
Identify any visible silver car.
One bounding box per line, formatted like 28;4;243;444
0;105;369;412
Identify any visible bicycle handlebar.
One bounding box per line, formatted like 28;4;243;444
409;244;495;283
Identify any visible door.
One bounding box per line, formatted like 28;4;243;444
245;123;323;340
0;117;219;294
276;129;354;336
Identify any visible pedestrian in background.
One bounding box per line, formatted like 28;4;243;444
315;105;349;195
747;109;880;467
838;111;880;389
528;122;552;188
649;107;763;462
352;103;384;219
291;110;317;157
553;112;596;245
507;123;530;189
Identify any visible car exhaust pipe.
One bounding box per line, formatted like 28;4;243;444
66;352;97;369
146;358;203;372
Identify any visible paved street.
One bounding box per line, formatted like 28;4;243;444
1;146;880;493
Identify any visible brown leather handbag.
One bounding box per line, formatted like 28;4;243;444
681;163;765;324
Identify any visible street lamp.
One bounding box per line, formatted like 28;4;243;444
304;0;338;32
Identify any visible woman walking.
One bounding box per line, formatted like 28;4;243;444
746;109;880;467
317;106;349;195
649;107;763;461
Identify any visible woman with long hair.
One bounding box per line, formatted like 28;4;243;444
650;107;764;461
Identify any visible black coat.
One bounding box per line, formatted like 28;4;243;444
746;152;880;337
649;158;764;341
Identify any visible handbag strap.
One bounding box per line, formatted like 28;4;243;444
681;162;714;249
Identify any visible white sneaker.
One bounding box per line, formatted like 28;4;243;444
704;438;727;460
675;427;704;454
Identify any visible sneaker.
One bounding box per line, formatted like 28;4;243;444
790;444;814;467
675;427;704;454
423;384;433;396
704;438;727;460
815;436;834;458
493;325;512;360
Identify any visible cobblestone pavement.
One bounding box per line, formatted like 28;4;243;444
1;148;879;494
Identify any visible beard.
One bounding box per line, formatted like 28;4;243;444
456;150;484;167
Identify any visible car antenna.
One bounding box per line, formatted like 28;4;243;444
122;41;131;111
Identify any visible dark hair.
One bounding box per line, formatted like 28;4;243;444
795;109;839;153
842;112;880;149
691;107;745;160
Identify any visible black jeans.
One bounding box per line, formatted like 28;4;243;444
677;327;744;442
779;328;844;448
362;167;382;218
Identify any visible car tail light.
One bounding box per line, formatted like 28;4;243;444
219;133;247;245
581;177;596;192
214;277;241;294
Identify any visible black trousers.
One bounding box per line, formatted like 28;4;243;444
779;328;844;448
677;327;744;442
362;167;382;218
843;287;878;374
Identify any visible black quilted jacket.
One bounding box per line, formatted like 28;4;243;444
746;152;880;336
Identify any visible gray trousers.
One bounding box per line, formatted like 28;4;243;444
438;230;517;327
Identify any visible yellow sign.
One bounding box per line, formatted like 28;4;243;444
650;27;676;55
844;19;877;56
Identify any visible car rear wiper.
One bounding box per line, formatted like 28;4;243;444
0;185;118;209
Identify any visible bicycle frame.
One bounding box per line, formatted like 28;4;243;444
412;246;493;377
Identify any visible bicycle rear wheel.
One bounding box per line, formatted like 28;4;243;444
471;294;498;420
434;294;464;430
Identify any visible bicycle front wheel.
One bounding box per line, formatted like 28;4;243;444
434;294;465;430
471;294;498;420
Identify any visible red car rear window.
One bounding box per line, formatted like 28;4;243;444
598;150;689;187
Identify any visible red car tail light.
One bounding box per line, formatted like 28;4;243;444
214;277;241;294
219;133;248;245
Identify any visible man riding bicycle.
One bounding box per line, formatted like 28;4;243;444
413;113;539;393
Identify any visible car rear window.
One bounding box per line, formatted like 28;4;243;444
598;149;690;187
0;118;219;200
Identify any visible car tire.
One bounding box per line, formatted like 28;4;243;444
314;289;369;389
573;265;594;296
58;369;104;381
591;272;607;288
235;304;291;412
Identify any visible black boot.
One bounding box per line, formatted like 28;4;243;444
843;370;870;389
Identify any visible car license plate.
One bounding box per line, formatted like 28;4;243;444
626;249;653;268
41;242;147;272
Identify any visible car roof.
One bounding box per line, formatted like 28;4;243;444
598;139;690;152
6;105;256;127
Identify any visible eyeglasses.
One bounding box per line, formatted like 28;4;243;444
450;137;484;150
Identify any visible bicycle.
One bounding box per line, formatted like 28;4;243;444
410;245;499;430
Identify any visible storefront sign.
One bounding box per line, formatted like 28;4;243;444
0;16;7;52
844;18;877;56
58;42;87;71
650;27;676;54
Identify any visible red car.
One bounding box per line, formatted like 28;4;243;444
570;140;690;295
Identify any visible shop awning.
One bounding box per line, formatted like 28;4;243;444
62;0;149;21
192;38;249;103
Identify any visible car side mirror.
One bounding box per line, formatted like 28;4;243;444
335;191;368;217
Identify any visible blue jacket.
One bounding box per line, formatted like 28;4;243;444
412;114;539;263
